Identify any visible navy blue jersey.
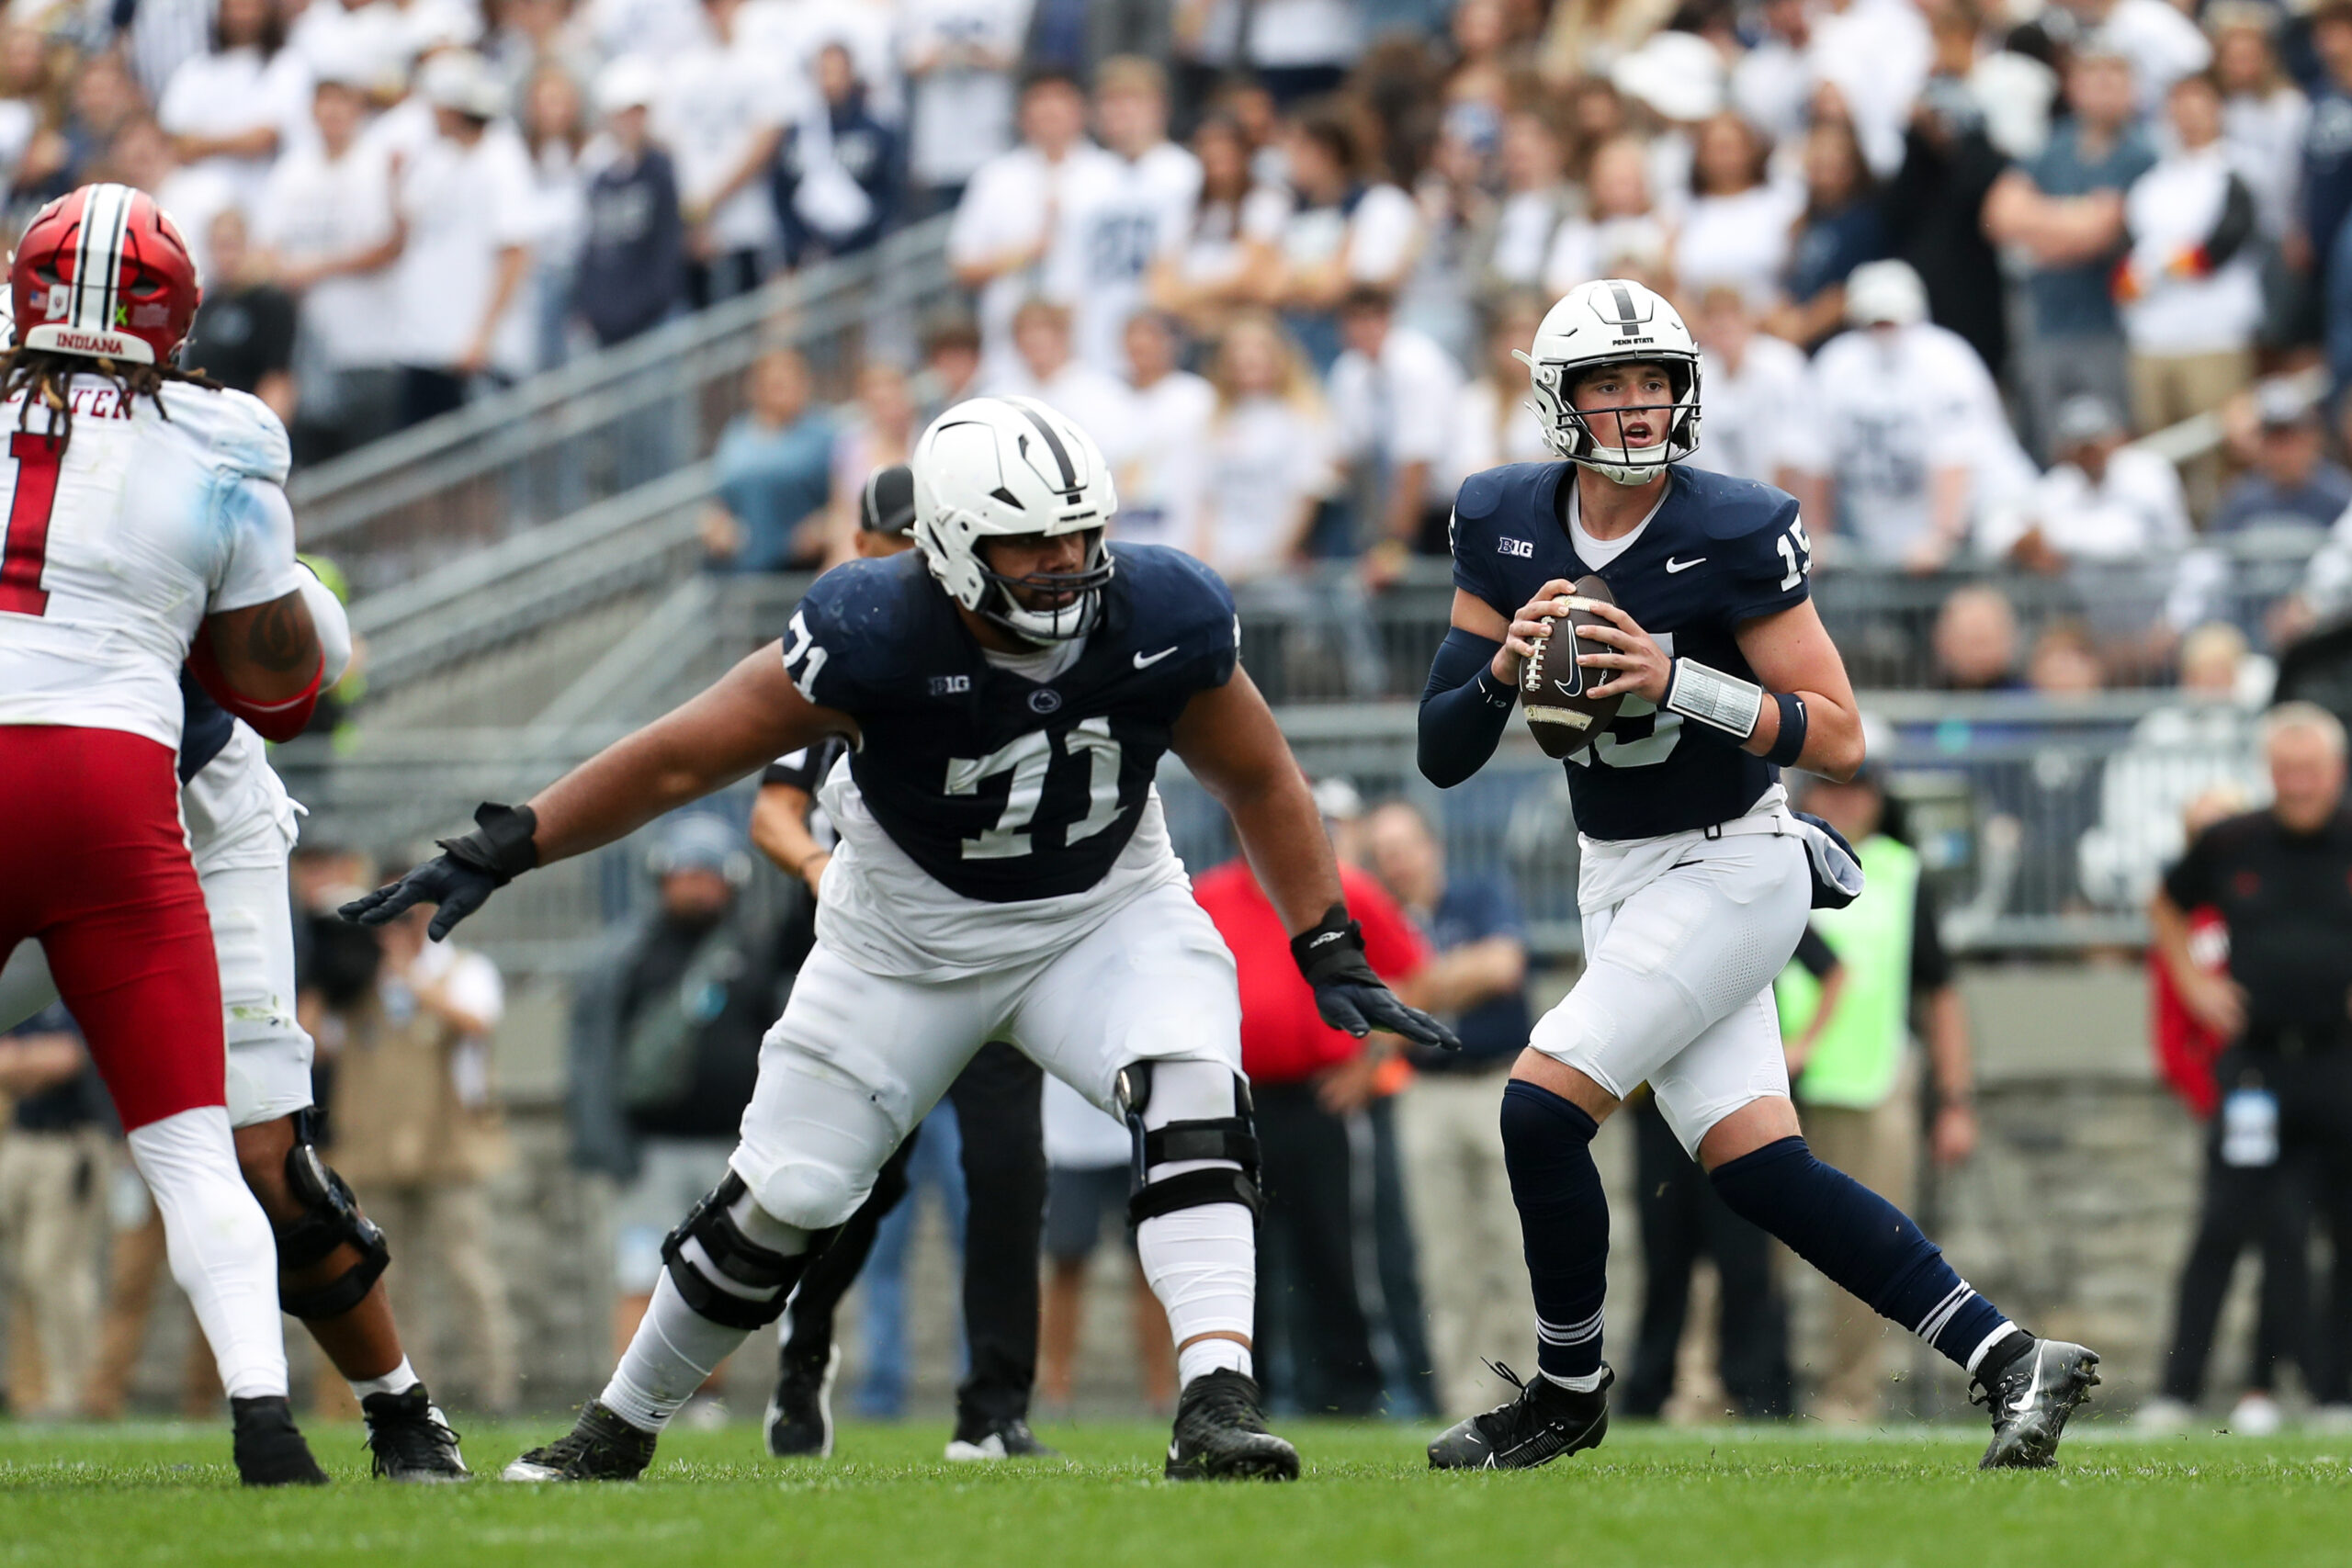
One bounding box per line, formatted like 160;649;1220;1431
179;671;235;784
783;543;1239;903
1451;461;1812;840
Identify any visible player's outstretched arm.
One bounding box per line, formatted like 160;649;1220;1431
345;644;854;937
1174;670;1462;1053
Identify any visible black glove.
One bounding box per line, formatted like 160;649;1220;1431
340;802;539;941
1291;902;1462;1053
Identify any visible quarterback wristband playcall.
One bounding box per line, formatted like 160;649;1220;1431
1662;658;1765;741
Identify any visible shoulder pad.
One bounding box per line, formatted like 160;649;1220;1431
163;382;291;484
1112;542;1236;625
1685;468;1800;544
1453;462;1555;523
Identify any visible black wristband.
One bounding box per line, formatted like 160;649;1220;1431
1290;901;1367;985
436;801;540;885
1765;693;1807;768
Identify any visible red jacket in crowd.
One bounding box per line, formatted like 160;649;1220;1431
2149;904;2231;1119
1191;860;1429;1087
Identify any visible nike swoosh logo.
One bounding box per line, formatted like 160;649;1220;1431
1665;556;1707;573
1168;1440;1182;1461
1134;647;1179;669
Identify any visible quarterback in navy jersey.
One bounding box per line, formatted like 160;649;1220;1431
1418;279;2098;1472
349;397;1453;1485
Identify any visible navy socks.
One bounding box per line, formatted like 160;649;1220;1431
1711;1136;2015;1373
1499;1081;1610;1382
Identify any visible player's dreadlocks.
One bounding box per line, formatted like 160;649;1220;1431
0;345;222;457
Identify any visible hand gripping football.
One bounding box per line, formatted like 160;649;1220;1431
1520;573;1626;760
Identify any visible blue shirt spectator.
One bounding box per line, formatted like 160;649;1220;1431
1362;799;1531;1070
575;135;684;347
775;48;901;269
2017;116;2156;343
705;349;836;572
2211;388;2352;534
2303;9;2352;284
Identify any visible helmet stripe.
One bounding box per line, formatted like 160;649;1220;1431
70;184;130;337
1010;400;1080;491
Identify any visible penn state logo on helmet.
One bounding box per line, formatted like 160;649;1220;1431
1516;278;1702;485
910;396;1118;644
10;183;201;366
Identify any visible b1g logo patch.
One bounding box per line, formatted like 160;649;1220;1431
1498;537;1533;558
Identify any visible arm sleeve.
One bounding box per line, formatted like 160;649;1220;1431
1418;626;1515;788
1792;924;1839;980
1908;878;1952;994
297;562;354;685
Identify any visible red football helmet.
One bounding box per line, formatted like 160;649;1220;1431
10;184;200;366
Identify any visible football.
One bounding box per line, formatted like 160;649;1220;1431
1519;572;1624;760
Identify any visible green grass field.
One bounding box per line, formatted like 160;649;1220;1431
4;1417;2346;1568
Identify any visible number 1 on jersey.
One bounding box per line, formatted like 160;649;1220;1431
0;433;63;616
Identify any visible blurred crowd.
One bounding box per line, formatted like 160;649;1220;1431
9;0;2352;665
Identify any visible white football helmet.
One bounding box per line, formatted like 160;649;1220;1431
910;395;1118;643
1516;278;1702;485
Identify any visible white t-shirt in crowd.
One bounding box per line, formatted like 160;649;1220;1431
1791;321;1989;564
392;938;505;1107
252;135;403;371
1281;182;1420;288
1984;446;2190;562
288;0;416;96
2226;88;2310;241
897;0;1030;189
157;43;314;204
1448;378;1549;492
2100;0;2213;116
582;0;707;62
1115;370;1216;552
1543;212;1669;294
950;140;1118;380
1806;0;1930;178
1200;394;1337;580
392;122;540;374
2120;146;2264;357
658;36;794;255
1487;187;1570;289
1178;185;1290;294
1046;141;1203;375
0;378;300;750
1688;332;1809;487
1328;322;1464;506
983;357;1141;467
1674;182;1803;310
741;0;905;123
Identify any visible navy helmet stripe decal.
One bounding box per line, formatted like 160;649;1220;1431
1012;401;1080;491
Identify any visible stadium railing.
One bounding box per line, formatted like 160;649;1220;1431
289;215;956;596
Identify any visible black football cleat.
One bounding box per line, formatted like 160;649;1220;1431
766;1343;841;1458
362;1385;470;1481
1976;1339;2100;1470
502;1401;659;1483
945;1414;1060;1461
231;1394;330;1486
1164;1368;1299;1482
1428;1361;1612;1472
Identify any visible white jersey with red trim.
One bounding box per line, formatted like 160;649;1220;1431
0;375;300;750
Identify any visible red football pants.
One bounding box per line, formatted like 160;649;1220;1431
0;726;225;1130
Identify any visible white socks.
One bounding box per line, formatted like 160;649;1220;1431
603;1188;812;1435
603;1274;756;1434
1139;1202;1258;1388
350;1358;421;1401
127;1106;288;1401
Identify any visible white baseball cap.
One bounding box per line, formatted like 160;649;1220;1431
1845;259;1929;328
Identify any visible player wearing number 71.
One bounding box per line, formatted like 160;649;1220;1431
1416;278;2099;1471
345;395;1457;1483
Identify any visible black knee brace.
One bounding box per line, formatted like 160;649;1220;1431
661;1171;823;1332
275;1118;391;1320
1116;1061;1263;1226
